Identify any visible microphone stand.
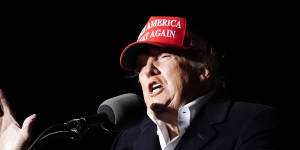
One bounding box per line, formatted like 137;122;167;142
28;118;92;150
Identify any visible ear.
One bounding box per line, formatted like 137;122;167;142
199;67;211;82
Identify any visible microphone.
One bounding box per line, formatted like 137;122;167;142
65;93;146;133
97;93;146;131
28;93;146;150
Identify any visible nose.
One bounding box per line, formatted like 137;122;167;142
143;56;160;77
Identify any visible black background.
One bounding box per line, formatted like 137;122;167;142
1;3;296;149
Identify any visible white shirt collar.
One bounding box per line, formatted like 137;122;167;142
147;89;215;150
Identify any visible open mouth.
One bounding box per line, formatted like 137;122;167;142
148;81;164;96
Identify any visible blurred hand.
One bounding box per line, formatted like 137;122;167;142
0;89;36;150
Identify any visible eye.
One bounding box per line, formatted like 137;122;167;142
135;63;146;73
158;53;171;62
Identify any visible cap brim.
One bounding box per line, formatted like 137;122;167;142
120;41;172;71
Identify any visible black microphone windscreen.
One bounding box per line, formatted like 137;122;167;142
97;93;146;131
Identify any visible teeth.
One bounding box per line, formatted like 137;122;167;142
152;83;161;93
153;88;160;94
152;83;161;89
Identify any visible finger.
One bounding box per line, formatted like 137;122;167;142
0;89;2;116
0;89;13;115
21;114;37;137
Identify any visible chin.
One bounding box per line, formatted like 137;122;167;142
150;103;167;113
149;102;178;123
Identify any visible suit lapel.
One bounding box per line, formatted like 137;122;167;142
133;118;161;150
132;98;232;150
175;98;232;150
175;111;216;150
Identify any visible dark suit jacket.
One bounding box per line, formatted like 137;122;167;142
110;98;280;150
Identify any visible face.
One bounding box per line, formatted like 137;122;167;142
136;47;207;121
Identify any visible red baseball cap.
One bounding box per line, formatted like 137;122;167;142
120;16;192;71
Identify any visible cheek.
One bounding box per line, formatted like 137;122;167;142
163;65;190;97
139;76;151;107
164;64;185;87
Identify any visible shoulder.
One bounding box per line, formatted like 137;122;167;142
202;99;280;149
204;98;279;128
228;100;280;149
212;99;280;137
119;116;155;137
110;117;155;149
208;88;277;118
230;100;276;117
116;116;154;138
208;98;277;117
229;99;279;123
228;100;280;127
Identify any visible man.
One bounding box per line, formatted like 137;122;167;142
0;16;280;150
111;16;280;150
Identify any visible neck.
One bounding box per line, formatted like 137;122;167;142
152;109;180;140
165;123;180;140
